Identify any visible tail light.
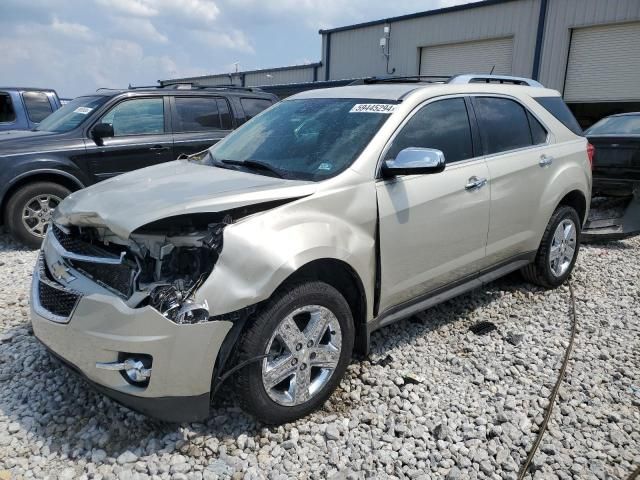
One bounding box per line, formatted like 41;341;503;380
586;142;595;169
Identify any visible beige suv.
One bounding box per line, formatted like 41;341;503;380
31;75;592;424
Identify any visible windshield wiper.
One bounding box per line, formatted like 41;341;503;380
220;159;284;178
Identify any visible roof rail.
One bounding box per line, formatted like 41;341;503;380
448;74;544;87
158;81;263;92
350;75;452;85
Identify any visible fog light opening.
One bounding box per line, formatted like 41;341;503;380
118;353;152;387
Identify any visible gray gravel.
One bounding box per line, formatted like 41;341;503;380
0;231;638;479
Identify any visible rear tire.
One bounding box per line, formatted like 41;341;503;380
5;182;71;249
521;205;581;288
234;281;354;424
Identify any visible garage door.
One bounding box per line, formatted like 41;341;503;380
419;37;513;77
565;22;640;102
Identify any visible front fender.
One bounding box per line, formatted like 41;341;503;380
195;181;378;320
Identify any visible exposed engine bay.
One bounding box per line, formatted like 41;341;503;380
51;213;232;324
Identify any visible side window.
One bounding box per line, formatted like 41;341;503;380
527;111;548;145
534;96;583;135
174;97;222;132
0;93;16;123
474;97;533;155
217;98;233;129
385;98;473;163
240;97;273;120
101;98;164;136
23;91;53;123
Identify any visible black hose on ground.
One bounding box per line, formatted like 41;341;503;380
517;282;578;480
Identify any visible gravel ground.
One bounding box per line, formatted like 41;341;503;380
0;231;638;480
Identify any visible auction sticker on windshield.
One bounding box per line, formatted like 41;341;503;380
74;107;93;115
349;104;396;114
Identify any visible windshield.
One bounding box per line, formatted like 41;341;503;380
36;95;109;133
585;114;640;135
204;98;397;181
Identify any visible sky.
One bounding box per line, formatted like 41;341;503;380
1;0;480;98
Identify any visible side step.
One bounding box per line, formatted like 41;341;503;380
583;195;640;242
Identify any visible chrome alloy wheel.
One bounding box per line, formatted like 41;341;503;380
21;194;62;238
549;218;577;277
262;305;342;406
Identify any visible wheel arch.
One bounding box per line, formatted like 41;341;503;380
277;258;369;356
556;189;587;226
1;170;85;223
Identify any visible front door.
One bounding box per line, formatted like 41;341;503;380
376;97;491;313
84;96;173;181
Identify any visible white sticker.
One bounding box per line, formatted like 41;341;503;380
318;162;332;171
73;107;93;115
349;103;396;114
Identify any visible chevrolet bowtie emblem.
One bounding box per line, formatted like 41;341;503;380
51;261;76;283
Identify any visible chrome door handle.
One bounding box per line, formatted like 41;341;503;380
539;154;554;167
465;176;487;191
149;145;169;152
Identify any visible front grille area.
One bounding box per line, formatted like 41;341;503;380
71;259;135;298
50;223;137;299
35;255;82;320
52;224;121;260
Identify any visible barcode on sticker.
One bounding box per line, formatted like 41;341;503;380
349;104;396;114
74;107;92;114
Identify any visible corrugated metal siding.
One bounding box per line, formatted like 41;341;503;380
244;66;315;87
564;22;640;102
420;37;514;76
326;0;539;80
539;0;640;92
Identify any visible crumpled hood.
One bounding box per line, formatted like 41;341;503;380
54;160;317;238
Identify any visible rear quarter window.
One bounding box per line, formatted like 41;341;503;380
23;91;54;123
240;97;274;120
0;93;16;123
534;96;583;136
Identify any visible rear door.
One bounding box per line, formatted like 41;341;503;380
472;95;552;264
0;91;19;131
83;96;173;181
170;96;233;157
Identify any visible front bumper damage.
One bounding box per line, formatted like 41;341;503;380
30;225;234;422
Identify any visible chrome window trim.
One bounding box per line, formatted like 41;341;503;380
468;93;552;160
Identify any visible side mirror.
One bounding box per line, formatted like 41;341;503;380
91;123;114;145
382;147;446;177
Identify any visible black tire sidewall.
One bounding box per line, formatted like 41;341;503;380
537;206;581;287
6;182;71;249
236;281;354;424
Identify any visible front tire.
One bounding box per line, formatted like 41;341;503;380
235;281;354;424
5;182;71;249
521;205;581;288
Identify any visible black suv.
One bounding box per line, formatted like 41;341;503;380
0;84;277;247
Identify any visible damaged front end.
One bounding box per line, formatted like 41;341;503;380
44;213;232;324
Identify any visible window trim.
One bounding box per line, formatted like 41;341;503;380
91;96;167;138
376;94;482;179
0;92;17;125
171;95;231;134
469;93;551;159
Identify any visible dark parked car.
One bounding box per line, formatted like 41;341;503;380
582;112;640;240
0;85;277;247
0;88;62;132
585;112;640;197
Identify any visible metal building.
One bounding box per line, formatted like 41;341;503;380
160;0;640;125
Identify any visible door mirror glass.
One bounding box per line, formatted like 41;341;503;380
382;147;445;176
91;123;114;143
